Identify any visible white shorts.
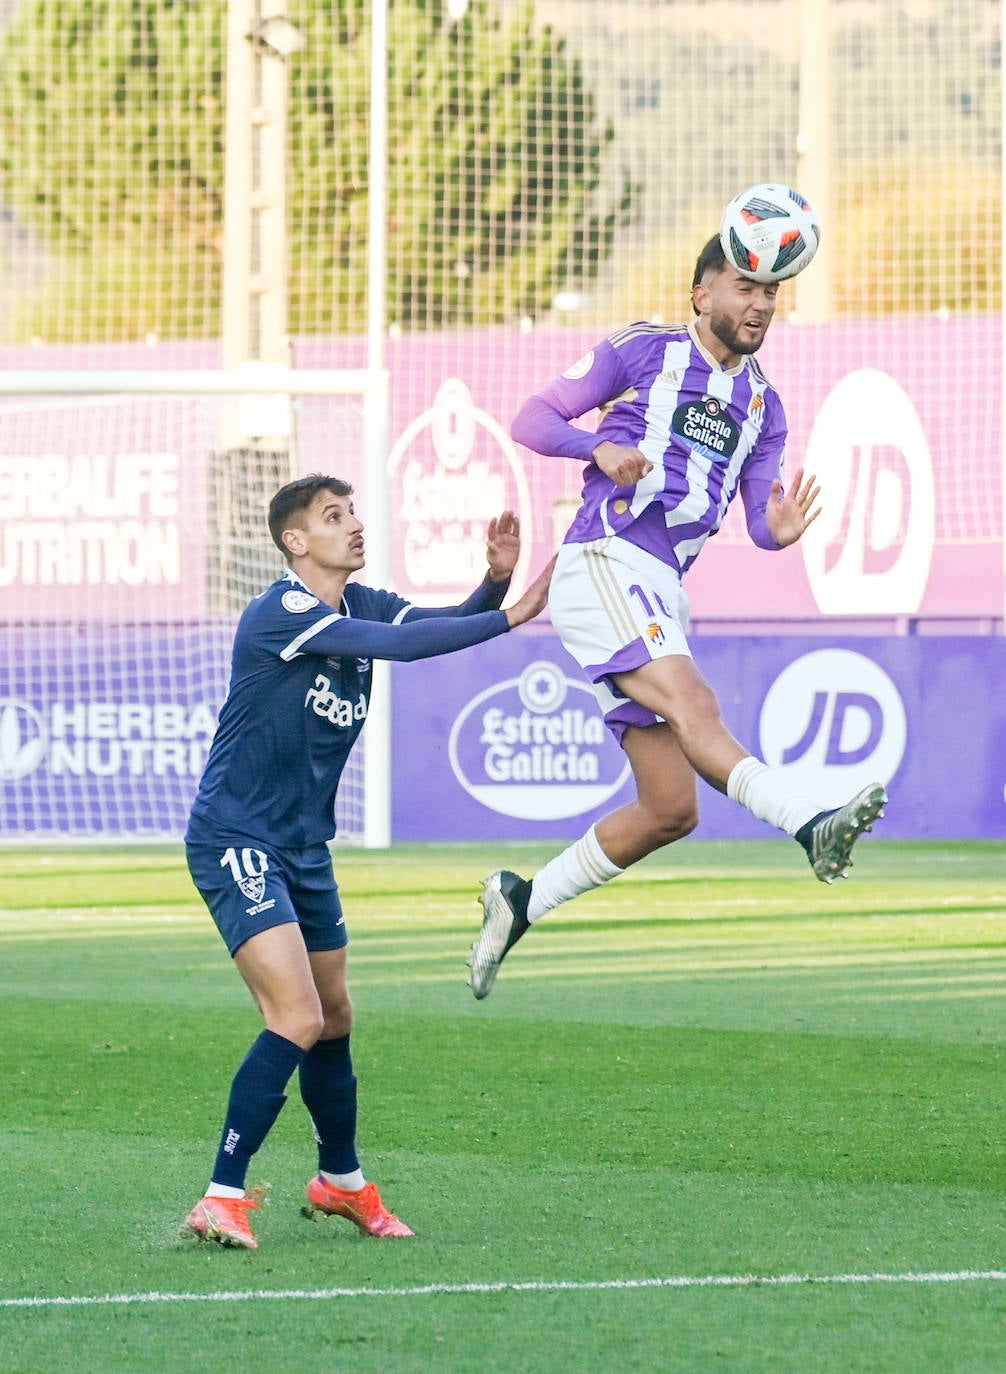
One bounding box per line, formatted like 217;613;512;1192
549;537;692;743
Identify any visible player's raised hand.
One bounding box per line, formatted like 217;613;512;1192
765;467;822;547
592;440;653;488
486;510;520;581
505;556;557;628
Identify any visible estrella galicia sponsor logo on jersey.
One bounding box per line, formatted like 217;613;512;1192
448;660;631;820
305;674;368;728
758;649;906;807
672;396;741;458
0;699;48;780
282;589;320;614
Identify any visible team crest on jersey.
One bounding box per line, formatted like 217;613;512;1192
749;393;765;413
282;590;319;613
646;622;665;645
562;350;595;380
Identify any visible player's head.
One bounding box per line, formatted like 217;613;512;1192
691;232;778;360
269;474;354;561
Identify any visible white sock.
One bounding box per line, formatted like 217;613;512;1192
321;1168;366;1192
726;756;820;836
527;824;624;922
206;1183;245;1199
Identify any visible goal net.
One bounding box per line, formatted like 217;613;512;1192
0;376;377;842
0;0;1000;841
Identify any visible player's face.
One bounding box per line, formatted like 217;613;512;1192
296;492;365;573
694;266;779;363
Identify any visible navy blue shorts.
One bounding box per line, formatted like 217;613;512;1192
185;839;348;957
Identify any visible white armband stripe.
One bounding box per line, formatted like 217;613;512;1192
279;612;345;661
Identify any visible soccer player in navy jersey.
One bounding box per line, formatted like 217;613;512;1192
469;234;887;999
182;473;552;1247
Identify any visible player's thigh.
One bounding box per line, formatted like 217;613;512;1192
232;922;323;1043
622;721;698;822
612;653;720;727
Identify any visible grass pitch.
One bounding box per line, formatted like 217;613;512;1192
0;839;1003;1372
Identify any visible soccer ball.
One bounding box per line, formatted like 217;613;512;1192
719;183;821;284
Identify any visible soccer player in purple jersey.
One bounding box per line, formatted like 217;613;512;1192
182;474;552;1247
468;235;887;1000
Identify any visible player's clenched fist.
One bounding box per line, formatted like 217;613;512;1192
591;440;653;489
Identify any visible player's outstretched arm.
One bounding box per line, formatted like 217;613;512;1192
293;559;554;663
765;467;822;547
504;556;556;628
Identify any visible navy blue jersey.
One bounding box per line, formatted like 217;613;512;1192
186;569;509;848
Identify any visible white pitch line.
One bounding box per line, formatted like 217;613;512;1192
2;1269;1004;1310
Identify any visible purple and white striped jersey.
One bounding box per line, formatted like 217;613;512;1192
512;320;789;576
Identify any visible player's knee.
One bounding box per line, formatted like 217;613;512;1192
274;1003;326;1050
640;800;699;847
656;805;699;844
320;998;353;1039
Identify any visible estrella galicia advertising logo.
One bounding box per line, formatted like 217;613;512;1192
448;660;631;820
758;649;906;807
388;377;533;602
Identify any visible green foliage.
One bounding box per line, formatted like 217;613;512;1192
288;0;633;330
0;4;223;250
0;0;631;340
0;0;224;340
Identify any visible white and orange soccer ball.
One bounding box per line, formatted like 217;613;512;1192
719;183;821;284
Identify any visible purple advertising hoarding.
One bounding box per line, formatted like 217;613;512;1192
0;624;1002;840
392;630;1006;843
0;623;228;837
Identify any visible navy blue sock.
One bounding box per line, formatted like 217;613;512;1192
210;1029;306;1190
795;811;828;853
298;1033;360;1175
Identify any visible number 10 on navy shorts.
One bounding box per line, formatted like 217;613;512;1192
186;840;348;956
